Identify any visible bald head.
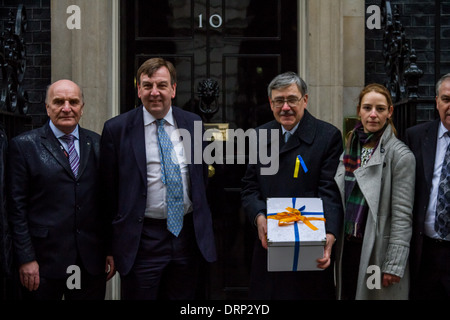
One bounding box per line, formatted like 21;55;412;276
46;80;84;105
45;79;85;134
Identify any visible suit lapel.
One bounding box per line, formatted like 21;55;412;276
77;128;92;179
40;123;74;178
257;120;283;163
422;119;439;189
281;109;316;155
172;106;190;131
172;106;195;168
129;108;147;183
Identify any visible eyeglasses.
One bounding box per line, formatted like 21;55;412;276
272;96;302;108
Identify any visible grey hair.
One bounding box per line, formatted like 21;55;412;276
267;71;308;98
436;73;450;97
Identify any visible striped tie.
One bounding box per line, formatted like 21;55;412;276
61;134;80;177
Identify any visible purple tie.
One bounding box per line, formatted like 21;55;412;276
61;134;80;177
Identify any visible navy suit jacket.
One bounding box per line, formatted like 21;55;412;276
99;106;217;276
404;119;440;283
7;122;107;279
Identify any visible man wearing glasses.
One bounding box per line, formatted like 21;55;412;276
241;72;343;299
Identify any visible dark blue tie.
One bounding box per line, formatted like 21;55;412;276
436;133;450;238
156;119;184;236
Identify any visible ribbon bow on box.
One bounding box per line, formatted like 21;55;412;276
267;199;326;271
268;206;326;231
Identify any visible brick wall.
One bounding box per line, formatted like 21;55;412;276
365;0;450;122
0;0;51;128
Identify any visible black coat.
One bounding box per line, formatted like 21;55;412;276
6;122;107;279
404;119;440;285
241;109;343;237
240;109;344;299
0;125;11;278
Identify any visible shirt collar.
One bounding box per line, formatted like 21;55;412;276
143;106;175;127
281;122;300;136
438;121;449;139
49;120;79;140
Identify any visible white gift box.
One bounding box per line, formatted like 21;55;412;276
267;197;326;271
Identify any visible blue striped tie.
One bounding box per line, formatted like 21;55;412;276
156;119;184;237
61;134;80;177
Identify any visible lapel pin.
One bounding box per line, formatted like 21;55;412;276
294;155;308;178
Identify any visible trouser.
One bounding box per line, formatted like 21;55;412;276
413;236;450;300
120;213;201;300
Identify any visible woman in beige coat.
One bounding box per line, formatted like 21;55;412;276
334;84;415;300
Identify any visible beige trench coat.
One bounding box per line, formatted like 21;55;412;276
334;124;415;300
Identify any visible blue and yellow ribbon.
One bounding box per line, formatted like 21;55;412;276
293;155;308;178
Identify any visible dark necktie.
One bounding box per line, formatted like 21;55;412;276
61;134;80;177
156;119;184;237
435;133;450;238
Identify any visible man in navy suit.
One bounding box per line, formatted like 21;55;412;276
100;58;217;300
7;80;115;300
241;72;343;299
405;73;450;300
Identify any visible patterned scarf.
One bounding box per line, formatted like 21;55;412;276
343;122;384;238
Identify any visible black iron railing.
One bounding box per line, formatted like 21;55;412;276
1;4;28;115
381;0;427;140
0;4;31;139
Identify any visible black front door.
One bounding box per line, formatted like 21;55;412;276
120;0;298;299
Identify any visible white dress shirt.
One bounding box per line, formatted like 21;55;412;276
143;106;192;219
425;121;450;240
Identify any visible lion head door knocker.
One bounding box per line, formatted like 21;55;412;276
197;79;220;122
